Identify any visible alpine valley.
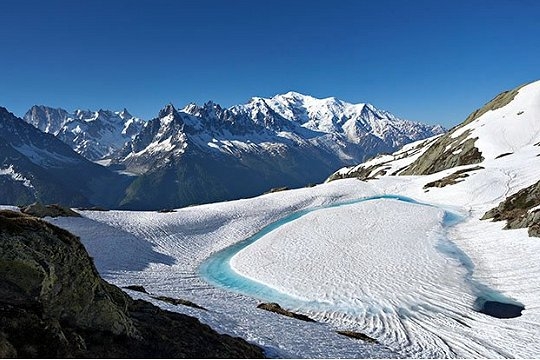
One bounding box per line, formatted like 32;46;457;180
2;81;540;358
3;92;444;210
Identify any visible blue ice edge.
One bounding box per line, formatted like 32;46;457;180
198;194;523;315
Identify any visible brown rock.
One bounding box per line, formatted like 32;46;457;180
257;302;315;322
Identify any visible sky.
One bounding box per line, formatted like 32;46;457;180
0;0;539;128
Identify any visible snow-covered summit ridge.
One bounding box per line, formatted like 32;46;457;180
122;92;444;164
23;105;144;161
236;91;445;144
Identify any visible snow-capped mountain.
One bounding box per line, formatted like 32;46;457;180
240;91;445;147
112;102;339;209
24;105;144;161
0;107;132;207
111;93;443;209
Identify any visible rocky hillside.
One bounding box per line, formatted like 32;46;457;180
0;210;264;358
482;179;540;237
328;79;540;238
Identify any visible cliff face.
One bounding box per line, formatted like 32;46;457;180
0;210;264;358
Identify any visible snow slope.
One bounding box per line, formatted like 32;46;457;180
44;80;540;358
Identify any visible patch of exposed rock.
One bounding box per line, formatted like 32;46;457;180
123;285;206;310
124;285;149;294
482;180;540;237
336;330;378;343
327;163;390;182
19;203;81;218
400;132;483;175
0;210;264;358
423;166;484;189
152;295;207;311
257;302;315;322
326;136;439;182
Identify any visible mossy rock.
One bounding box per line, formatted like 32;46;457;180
0;210;264;358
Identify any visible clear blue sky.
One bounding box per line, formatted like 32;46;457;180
1;0;539;127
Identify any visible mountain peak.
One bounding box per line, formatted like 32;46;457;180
203;101;222;111
118;108;133;120
280;91;308;99
0;106;11;116
159;103;179;118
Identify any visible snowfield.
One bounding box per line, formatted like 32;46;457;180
44;80;540;358
48;174;540;358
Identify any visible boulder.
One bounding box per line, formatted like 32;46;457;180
257;302;315;322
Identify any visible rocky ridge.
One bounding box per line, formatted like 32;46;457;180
109;94;443;209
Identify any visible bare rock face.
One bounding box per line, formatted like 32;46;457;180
482;180;540;237
257;302;315;322
0;210;264;358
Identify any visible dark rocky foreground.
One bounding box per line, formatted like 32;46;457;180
0;210;264;358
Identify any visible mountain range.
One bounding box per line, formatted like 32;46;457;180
2;92;444;209
23;106;144;161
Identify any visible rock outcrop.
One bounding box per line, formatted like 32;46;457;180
256;302;315;322
482;180;540;237
0;210;264;358
19;203;81;218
